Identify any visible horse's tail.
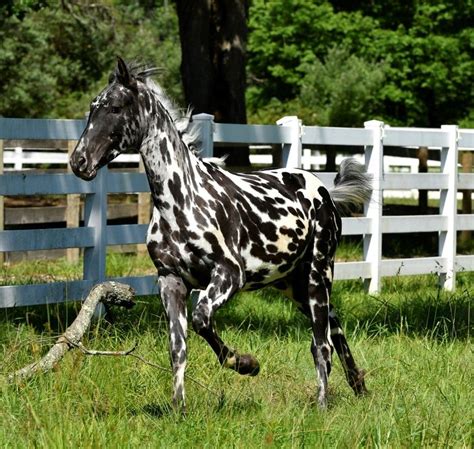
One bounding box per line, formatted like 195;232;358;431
328;158;372;214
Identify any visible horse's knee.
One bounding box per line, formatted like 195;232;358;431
191;303;210;335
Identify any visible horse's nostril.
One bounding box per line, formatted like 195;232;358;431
77;155;87;170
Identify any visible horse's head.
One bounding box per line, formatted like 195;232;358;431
70;57;144;180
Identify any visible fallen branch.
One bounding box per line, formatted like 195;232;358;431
66;338;212;392
7;281;135;382
6;281;211;394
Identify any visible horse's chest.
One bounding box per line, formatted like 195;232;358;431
146;211;216;285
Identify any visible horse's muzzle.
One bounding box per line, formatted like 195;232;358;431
70;152;97;181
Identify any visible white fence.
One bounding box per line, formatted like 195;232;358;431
3;145;444;200
0;116;473;308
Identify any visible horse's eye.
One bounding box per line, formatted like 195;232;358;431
111;106;121;114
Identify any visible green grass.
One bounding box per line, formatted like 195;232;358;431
0;250;472;448
0;252;157;286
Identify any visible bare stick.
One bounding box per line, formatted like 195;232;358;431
7;282;135;382
67;338;212;393
6;281;212;394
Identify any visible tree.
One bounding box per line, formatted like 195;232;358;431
0;1;183;119
246;0;474;128
298;47;385;126
176;0;250;166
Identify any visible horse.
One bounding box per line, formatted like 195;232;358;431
70;57;370;411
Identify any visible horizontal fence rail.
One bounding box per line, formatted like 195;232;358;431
0;117;473;308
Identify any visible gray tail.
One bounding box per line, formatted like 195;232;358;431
329;158;372;214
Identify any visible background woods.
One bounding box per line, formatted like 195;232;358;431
176;0;250;165
1;0;472;130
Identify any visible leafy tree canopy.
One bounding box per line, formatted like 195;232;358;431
0;0;181;118
1;0;473;129
247;0;474;127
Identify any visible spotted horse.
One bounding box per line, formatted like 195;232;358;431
70;57;371;411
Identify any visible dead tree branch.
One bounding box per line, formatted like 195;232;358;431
7;282;135;382
5;281;211;393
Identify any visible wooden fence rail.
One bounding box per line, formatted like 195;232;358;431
0;116;473;308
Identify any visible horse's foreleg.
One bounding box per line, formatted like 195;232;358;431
192;267;259;376
158;273;188;411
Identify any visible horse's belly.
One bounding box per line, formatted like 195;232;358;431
241;240;309;290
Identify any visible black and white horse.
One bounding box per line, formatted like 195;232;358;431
70;58;370;410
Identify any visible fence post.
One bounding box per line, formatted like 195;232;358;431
193;113;214;158
460;150;472;245
14;147;22;171
83;166;107;285
363;120;384;294
138;158;151;255
67;140;80;262
439;125;459;291
277;116;302;169
303;148;311;170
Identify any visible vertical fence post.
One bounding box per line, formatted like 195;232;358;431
67;140;80;262
14;147;22;171
83;166;107;286
193;113;214;159
303;148;311;170
138;158;151;255
277;116;302;169
460;150;472;245
363;120;384;294
439;125;459;291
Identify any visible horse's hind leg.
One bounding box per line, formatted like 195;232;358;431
192;266;260;376
290;262;367;395
158;273;188;411
329;305;368;395
305;257;334;408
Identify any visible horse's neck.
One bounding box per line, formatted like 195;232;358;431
139;99;201;210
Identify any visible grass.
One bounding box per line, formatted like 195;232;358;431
0;250;472;448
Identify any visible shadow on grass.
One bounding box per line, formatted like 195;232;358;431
208;277;472;341
129;402;174;419
0;295;167;344
1;274;471;344
331;276;472;341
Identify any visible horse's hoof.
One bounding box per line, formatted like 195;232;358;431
172;399;187;417
225;353;260;376
236;354;260;376
351;368;368;396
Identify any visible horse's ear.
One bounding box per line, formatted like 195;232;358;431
115;56;137;90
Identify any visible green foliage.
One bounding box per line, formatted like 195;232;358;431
247;47;385;126
0;1;182;119
247;0;474;127
298;47;385;126
0;0;48;21
2;0;473;128
0;4;115;118
247;0;376;109
366;25;474;126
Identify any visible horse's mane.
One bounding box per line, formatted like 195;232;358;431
110;61;202;155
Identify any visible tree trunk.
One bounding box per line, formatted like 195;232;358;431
176;0;250;167
417;147;428;214
460;151;472;244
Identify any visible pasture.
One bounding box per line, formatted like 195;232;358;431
1;250;472;448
